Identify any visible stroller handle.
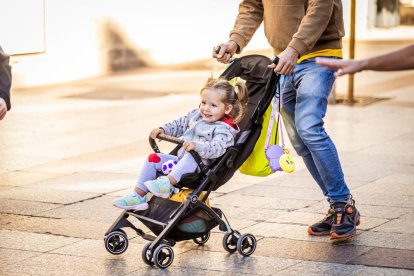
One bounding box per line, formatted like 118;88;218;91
157;134;184;146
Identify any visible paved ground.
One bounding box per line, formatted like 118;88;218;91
1;42;414;275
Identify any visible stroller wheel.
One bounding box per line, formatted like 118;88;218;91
153;244;174;269
222;232;238;253
104;230;128;255
193;232;210;245
141;242;154;266
237;233;257;257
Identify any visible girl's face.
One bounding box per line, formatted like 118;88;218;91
199;89;232;123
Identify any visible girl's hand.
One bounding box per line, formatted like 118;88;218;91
182;141;196;152
150;128;164;139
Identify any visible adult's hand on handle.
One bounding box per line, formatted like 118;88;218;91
0;98;7;120
150;128;164;140
212;41;238;64
267;46;299;75
316;57;365;77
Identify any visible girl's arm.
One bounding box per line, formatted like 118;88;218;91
161;109;198;137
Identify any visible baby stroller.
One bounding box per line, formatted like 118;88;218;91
104;55;280;269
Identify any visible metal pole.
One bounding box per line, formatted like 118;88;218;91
347;0;356;103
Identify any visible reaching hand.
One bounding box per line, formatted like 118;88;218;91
212;41;238;64
182;141;196;152
150;128;164;139
0;98;7;120
316;57;366;77
267;46;299;75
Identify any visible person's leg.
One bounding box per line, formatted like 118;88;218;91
136;153;178;194
145;152;198;198
279;75;328;197
292;58;359;239
112;153;178;210
292;59;349;203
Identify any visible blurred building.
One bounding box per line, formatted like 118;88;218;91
0;0;413;88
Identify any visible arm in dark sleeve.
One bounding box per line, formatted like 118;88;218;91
0;47;12;110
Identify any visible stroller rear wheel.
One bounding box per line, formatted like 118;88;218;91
141;242;154;266
153;244;174;269
104;229;128;255
193;231;210;245
237;233;257;256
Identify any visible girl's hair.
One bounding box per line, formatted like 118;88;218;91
200;78;249;123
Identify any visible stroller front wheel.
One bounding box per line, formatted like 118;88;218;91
237;233;257;256
153;244;174;269
104;230;128;255
222;232;238;253
141;242;154;266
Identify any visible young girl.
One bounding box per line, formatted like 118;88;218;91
113;78;248;210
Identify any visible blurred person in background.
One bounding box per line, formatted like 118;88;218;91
0;46;12;120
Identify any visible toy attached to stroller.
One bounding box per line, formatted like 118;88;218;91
104;54;280;269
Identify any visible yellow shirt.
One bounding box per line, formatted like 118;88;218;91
298;49;342;63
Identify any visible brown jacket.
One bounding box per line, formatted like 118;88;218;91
229;0;345;56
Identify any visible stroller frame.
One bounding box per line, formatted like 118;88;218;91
104;55;280;269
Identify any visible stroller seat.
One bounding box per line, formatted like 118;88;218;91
104;54;279;269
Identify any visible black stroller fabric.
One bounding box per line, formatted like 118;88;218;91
211;55;278;190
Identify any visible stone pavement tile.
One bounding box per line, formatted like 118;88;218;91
0;152;58;174
301;201;413;220
242;222;323;242
376;173;414;185
0;248;42;266
38;195;123;222
127;267;232;276
268;211;389;231
25;171;136;194
254;237;372;264
350;231;414;250
0;252;146;276
0;171;63;186
173;250;301;275
0;199;62;216
0;213;22;225
354;176;414;197
0;230;81;252
233;184;324;201
373;213;414;235
2;215;112;240
51;238;189;258
215;204;289;222
211;194;317;210
0;186;99;205
278;260;414;276
352;190;414;208
350;247;414;270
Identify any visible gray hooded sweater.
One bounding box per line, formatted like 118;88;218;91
161;109;239;160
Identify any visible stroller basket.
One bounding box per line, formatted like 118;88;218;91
135;197;221;242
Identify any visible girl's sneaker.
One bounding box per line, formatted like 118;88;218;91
144;176;173;198
113;192;148;211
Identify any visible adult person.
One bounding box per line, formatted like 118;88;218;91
0;46;12;120
213;0;360;240
316;44;414;76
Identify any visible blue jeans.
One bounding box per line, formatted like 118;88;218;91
279;58;350;203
